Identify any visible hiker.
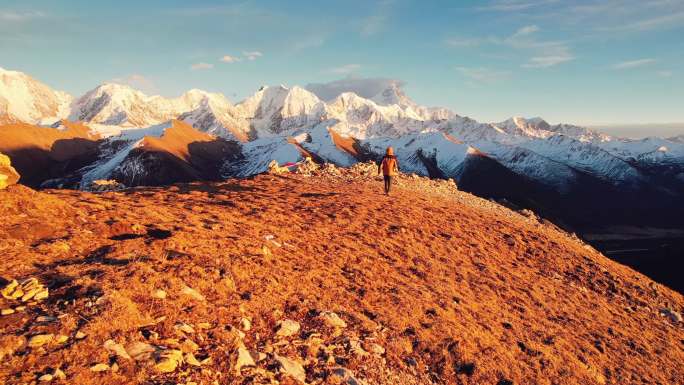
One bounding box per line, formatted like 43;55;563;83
378;146;399;195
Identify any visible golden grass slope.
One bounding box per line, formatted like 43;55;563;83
0;173;682;385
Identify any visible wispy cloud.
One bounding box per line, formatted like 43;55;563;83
360;15;387;37
448;25;574;68
445;37;488;47
359;0;394;37
612;58;657;69
523;54;574;68
243;51;263;61
328;64;362;75
477;0;559;12
220;55;241;63
111;74;158;95
505;25;575;68
190;62;214;70
657;70;673;78
600;11;684;32
510;24;540;38
0;10;46;22
455;66;511;83
292;35;326;51
306;76;404;101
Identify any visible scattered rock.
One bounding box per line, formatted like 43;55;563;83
660;308;683;323
38;373;53;382
154;349;184;373
274;354;306;383
87;179;126;192
89;363;110;372
276;319;301;337
185;352;202;366
152;289;167;299
181;285;205;301
104;339;131;360
127;341;156;361
0;152;20;190
75;331;87;340
1;309;15;316
180;338;199;353
330;367;364;385
28;334;54;348
1;278;48;303
320;311;347;328
53;368;66;380
55;335;69;344
175;322;196;334
241;317;252;331
235;343;256;373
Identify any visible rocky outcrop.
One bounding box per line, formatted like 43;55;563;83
0;152;19;189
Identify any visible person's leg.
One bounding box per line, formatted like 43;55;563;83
387;175;392;194
383;176;390;194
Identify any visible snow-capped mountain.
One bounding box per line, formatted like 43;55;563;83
0;67;72;124
1;66;683;230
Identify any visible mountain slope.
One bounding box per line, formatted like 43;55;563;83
0;172;682;385
0;121;100;187
80;120;240;187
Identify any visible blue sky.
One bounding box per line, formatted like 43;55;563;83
1;0;683;131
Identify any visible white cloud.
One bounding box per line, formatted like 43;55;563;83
445;37;487;47
477;0;559;12
601;11;684;32
220;55;241;63
511;24;540;38
292;35;326;51
243;51;263;61
359;0;394;37
0;11;46;22
523;54;574;68
111;74;159;95
504;26;575;68
306;77;404;101
190;62;214;70
657;70;673;78
455;67;511;83
328;64;361;75
360;15;387;37
611;58;657;69
446;25;574;68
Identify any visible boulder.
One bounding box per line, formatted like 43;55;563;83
274;354;306;383
276;319;301;337
0;153;19;190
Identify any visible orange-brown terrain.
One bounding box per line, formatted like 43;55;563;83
0;121;100;187
0;168;683;385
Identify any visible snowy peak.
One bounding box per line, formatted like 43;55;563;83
0;67;72;124
495;116;610;142
69;83;240;130
371;82;413;108
236;85;325;135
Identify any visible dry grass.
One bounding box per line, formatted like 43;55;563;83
0;174;682;384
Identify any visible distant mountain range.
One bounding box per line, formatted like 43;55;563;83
1;66;683;232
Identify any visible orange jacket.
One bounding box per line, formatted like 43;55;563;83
379;155;399;176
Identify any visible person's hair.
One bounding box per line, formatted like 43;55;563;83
386;146;394;155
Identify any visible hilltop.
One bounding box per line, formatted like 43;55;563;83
0;169;682;384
